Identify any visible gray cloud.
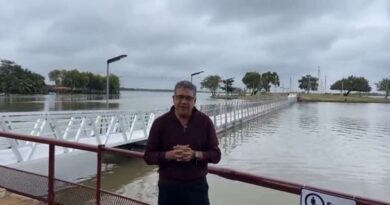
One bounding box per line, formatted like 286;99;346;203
0;0;389;90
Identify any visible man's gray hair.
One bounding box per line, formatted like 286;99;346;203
174;80;197;96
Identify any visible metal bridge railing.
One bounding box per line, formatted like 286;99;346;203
0;110;159;163
1;130;389;205
199;97;296;133
1;97;295;164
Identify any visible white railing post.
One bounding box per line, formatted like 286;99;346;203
213;107;217;126
233;102;236;124
117;115;128;142
8;139;23;162
30;119;41;136
224;104;228;128
36;119;47;137
127;114;137;141
62;117;75;140
104;116;116;144
93;115;102;144
74;117;86;142
240;104;243;121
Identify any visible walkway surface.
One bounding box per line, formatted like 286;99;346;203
0;188;44;205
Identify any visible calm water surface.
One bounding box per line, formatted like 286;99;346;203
2;94;390;204
0;91;229;112
81;102;390;204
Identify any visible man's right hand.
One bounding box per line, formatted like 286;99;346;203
165;145;193;161
165;148;184;161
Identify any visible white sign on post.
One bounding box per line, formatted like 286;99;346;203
301;189;356;205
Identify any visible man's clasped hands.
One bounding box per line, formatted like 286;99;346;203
165;145;195;162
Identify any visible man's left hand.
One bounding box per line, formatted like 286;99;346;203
174;145;194;162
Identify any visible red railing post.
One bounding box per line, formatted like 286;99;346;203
48;144;55;205
96;144;104;205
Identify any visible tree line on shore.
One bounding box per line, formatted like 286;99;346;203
0;59;120;95
1;59;388;99
48;69;120;94
200;72;389;99
0;60;45;94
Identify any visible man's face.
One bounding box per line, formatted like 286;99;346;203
173;87;196;118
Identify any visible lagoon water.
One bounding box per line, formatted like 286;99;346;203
1;92;390;204
0;91;232;112
84;102;390;205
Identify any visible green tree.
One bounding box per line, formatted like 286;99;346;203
298;75;318;93
242;72;261;95
85;72;105;93
376;78;390;99
48;69;63;85
220;78;235;95
330;76;371;96
260;71;280;92
48;69;119;94
68;69;88;90
200;75;221;97
61;70;72;88
108;74;120;94
93;75;105;92
0;60;45;94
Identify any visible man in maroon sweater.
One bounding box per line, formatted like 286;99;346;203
144;80;221;205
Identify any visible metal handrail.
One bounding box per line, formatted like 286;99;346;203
103;146;390;205
207;166;389;205
0;131;389;205
0;164;148;205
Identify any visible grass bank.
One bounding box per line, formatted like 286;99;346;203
212;93;289;101
298;94;390;103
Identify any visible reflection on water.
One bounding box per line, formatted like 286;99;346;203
0;91;231;112
298;103;320;131
0;94;119;112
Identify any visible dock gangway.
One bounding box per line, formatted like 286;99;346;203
0;96;295;165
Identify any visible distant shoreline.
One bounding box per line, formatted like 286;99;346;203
120;87;210;93
120;87;172;92
298;94;390;103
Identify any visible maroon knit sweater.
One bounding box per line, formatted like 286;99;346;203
144;106;221;183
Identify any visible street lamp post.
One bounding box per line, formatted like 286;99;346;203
190;71;204;83
106;54;127;109
386;78;389;99
226;80;228;99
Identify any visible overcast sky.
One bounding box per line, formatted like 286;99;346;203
1;0;389;91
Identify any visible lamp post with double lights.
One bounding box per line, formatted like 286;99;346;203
106;54;127;109
190;71;204;83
